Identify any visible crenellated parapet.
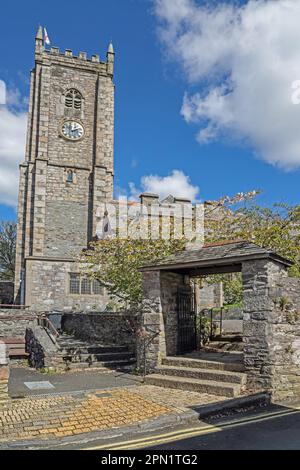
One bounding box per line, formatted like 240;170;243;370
35;27;114;76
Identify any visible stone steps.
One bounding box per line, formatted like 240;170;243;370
57;339;129;355
64;358;136;370
156;365;246;386
213;335;243;343
145;374;241;398
55;333;135;371
205;342;244;353
162;356;245;373
144;354;246;398
60;351;134;363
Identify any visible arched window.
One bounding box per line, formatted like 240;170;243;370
66;170;73;183
65;89;82;110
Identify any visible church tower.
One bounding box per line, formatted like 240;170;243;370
14;28;115;310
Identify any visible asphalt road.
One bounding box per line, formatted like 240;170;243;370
147;406;300;450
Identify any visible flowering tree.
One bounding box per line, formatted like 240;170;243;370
81;190;300;310
206;202;300;277
81;237;186;310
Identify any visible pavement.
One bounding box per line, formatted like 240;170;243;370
0;365;271;449
0;387;173;445
9;366;141;398
0;366;223;448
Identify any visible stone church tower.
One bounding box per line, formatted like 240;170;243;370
14;27;114;310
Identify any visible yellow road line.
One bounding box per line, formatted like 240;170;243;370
85;406;300;450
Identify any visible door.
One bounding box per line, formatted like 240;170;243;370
177;286;197;354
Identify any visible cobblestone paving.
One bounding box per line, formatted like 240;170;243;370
130;385;222;412
0;388;171;442
0;385;222;443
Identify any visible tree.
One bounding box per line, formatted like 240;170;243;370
0;221;16;281
81;237;186;310
81;190;300;310
206;202;300;277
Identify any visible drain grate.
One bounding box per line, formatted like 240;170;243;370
94;392;113;398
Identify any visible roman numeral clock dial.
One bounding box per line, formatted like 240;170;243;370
61;121;84;140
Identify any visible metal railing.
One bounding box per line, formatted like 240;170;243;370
37;315;60;343
199;307;224;345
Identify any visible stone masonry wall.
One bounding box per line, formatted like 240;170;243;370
25;259;109;312
138;270;186;373
138;271;164;373
62;313;138;353
242;259;289;393
198;282;223;310
26;325;60;369
267;277;300;401
0;340;9;404
161;272;186;356
0;309;37;339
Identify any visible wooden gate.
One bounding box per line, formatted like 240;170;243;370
177;287;197;354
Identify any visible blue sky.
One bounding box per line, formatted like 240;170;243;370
0;0;300;222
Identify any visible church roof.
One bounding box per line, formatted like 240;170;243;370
140;240;293;271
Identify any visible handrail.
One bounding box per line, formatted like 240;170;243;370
37;315;60;338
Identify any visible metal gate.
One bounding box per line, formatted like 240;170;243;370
177;287;197;354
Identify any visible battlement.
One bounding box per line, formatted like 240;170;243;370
34;27;114;75
38;46;112;65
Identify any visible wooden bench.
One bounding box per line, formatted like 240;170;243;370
1;338;29;359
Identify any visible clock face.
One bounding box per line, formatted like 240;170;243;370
61;121;84;140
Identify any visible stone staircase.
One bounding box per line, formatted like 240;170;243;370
206;334;244;352
145;356;247;398
56;333;136;371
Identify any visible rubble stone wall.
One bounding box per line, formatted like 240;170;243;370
0;340;9;404
61;312;138;353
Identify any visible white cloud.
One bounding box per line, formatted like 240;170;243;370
0;80;6;105
0;83;27;207
154;0;300;170
129;170;199;201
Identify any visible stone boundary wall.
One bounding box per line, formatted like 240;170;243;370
61;312;139;353
0;281;14;305
198;282;223;310
26;326;60;369
0;340;9;404
268;276;300;401
273;277;300;310
0;309;38;339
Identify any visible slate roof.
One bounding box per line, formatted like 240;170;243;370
140;240;293;271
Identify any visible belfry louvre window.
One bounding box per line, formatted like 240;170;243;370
69;274;105;295
65;89;82;110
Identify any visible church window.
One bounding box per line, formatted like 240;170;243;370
66;170;73;183
93;279;105;295
65;89;82;110
69;274;105;296
81;277;92;295
70;274;80;294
